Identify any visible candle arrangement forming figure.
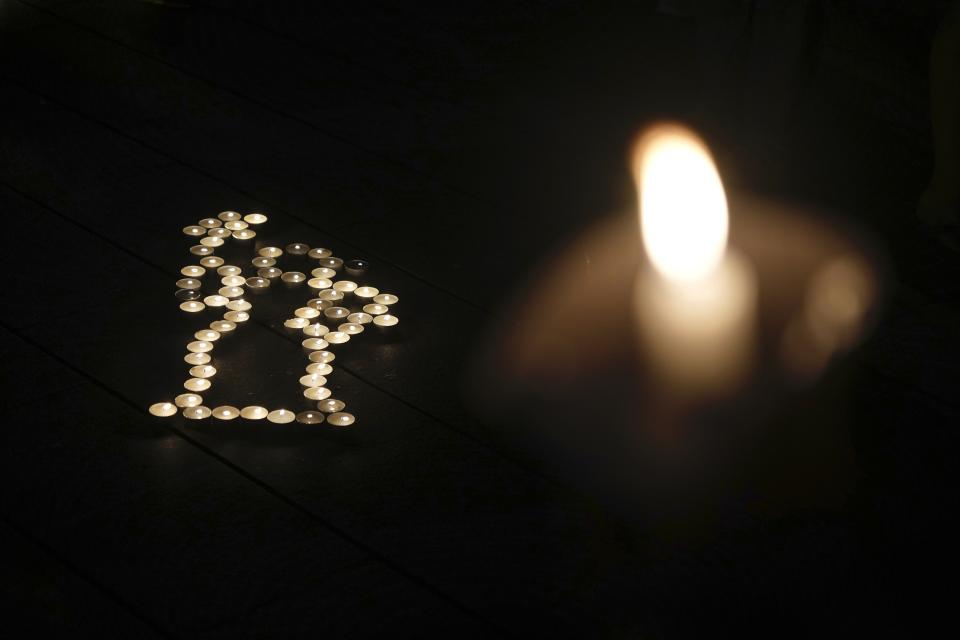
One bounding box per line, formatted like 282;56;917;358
148;211;400;425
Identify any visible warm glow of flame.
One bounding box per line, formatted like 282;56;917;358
632;124;728;283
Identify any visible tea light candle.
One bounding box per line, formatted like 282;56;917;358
211;405;239;420
354;286;378;299
303;386;332;400
245;277;269;289
221;275;245;287
325;331;350;344
311;267;337;279
307;299;332;311
327;412;355;427
294;306;320;319
183;225;206;236
209;320;237;333
374;293;398;305
258;267;282;279
184;377;211;391
338;322;364;335
175;289;202;301
251;257;275;268
181;265;205;277
332;280;357;294
207;227;231;238
299;373;327;387
301;338;329;350
372;314;399;327
194;329;220;341
259;247;283;258
348;312;373;324
199;218;221;228
175;393;203;407
317;398;345;413
224;220;248;231
243;212;268;224
281;271;306;284
363;303;388;315
345;259;369;277
148;402;177;417
240;405;268;419
200;256;225;268
267;409;295;424
187;340;214;353
303;323;328;337
218;286;245;298
286;243;309;255
184;352;211;365
189;245;214;256
218;210;242;221
217;265;242;276
317;290;344;302
296;411;325;424
232;229;256;240
223;311;249;323
179;301;205;313
176;278;202;289
200;236;224;247
308;278;332;290
203;295;229;307
308;350;335;364
323;307;350;322
315;257;341;270
306;362;333;375
308;247;332;259
227;299;252;311
183;406;212;419
284;317;309;329
189;365;217;378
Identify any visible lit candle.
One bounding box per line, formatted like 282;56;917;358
221;275;245;286
345;259;369;277
317;290;344;302
245;277;269;290
194;329;221;341
311;267;337;279
327;412;355;427
303;323;328;337
363;303;388;315
148;402;177;417
632;124;756;393
209;320;237;333
294;307;320;319
286;243;309;255
307;277;332;290
174;393;203;407
338;322;364;335
258;267;282;279
176;278;202;289
200;256;225;268
284;317;309;329
218;286;245;298
306;362;333;375
372;314;398;327
211;405;239;420
232;229;256;240
317;398;345;413
251;257;275;268
181;265;205;277
189;245;214;256
207;227;230;238
198;218;221;228
189;365;217;378
354;286;379;300
223;310;249;323
323;307;350;323
308;350;335;364
315;257;342;270
303;386;331;400
348;312;373;324
296;411;325;424
175;289;202;302
280;271;306;284
183;225;206;236
203;295;229;307
373;293;398;305
184;352;211;365
259;247;283;258
183;406;212;419
306;298;332;311
299;373;327;387
179;301;205;313
301;338;330;350
325;331;350;344
218;210;242;221
332;280;357;294
224;220;248;231
227;299;252;311
267;409;295;424
217;265;242;276
184;377;211;391
200;236;224;247
240;405;268;419
308;247;332;259
243;212;268;224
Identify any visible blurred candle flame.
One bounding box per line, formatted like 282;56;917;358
633;124;728;283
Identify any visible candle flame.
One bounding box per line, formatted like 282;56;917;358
632;124;728;283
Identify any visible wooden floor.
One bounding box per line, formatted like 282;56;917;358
1;1;958;636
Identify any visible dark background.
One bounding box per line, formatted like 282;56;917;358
1;0;957;636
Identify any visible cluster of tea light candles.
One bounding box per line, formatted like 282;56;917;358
148;211;400;425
